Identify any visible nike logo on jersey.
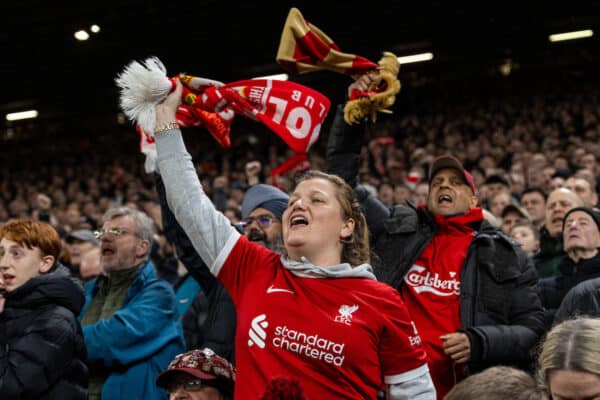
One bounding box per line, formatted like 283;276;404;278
266;285;295;294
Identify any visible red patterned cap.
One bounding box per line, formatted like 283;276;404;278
156;348;235;390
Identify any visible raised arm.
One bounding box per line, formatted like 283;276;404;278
325;75;391;240
154;81;240;274
325;71;370;190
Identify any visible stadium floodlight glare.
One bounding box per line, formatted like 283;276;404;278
6;110;38;121
74;30;90;41
397;52;434;64
90;24;101;33
252;73;289;81
549;29;593;42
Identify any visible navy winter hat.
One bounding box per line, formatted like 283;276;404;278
241;184;289;220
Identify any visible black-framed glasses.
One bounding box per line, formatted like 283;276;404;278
93;227;134;239
238;215;276;230
166;378;218;393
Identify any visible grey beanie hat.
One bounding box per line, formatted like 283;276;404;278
241;184;289;220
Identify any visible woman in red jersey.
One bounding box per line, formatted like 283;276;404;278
153;81;435;399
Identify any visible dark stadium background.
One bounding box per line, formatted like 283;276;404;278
1;1;598;159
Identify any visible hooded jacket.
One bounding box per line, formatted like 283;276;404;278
0;264;88;399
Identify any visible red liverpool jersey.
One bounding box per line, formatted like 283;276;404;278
217;235;428;399
401;208;482;398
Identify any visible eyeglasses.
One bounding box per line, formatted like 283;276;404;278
93;227;134;239
238;215;277;230
165;378;218;393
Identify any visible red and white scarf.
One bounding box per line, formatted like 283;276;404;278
118;58;330;173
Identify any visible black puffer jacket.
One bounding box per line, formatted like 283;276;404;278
373;205;545;373
325;104;544;373
0;264;88;399
554;276;600;323
539;252;600;327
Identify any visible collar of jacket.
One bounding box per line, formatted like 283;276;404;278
5;264;85;312
538;226;563;256
433;207;483;234
91;260;156;299
384;203;483;235
560;251;600;276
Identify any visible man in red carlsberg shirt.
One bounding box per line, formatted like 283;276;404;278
399;157;482;395
327;99;545;396
377;156;543;397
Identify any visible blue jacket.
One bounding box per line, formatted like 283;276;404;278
80;260;185;400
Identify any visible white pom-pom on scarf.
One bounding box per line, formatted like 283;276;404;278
116;57;173;135
143;148;157;174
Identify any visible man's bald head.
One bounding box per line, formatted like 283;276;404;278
544;188;584;237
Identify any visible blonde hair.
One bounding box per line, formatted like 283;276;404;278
295;171;370;266
538;317;600;389
445;366;545;400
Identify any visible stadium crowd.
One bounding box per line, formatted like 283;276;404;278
2;68;600;399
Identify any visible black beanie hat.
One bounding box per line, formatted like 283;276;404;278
562;206;600;233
